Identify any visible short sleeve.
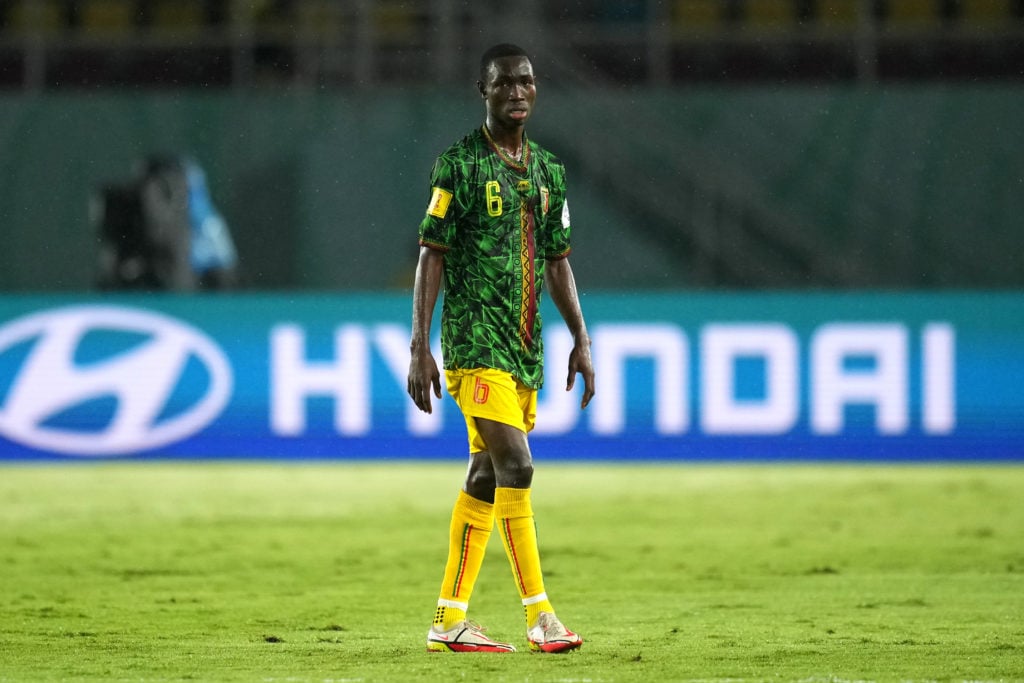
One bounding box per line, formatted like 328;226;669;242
540;163;571;260
418;155;458;252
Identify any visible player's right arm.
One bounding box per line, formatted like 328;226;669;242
408;245;444;414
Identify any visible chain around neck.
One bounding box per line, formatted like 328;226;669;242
482;125;529;169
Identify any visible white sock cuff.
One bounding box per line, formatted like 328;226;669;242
438;598;469;610
522;592;548;606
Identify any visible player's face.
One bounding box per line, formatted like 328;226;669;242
479;56;536;130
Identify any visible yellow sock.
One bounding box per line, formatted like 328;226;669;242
494;486;555;626
434;490;494;630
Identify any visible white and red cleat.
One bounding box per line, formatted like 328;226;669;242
427;620;517;653
526;612;583;653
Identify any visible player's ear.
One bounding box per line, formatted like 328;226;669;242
476;80;486;97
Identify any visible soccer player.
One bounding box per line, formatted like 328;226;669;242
407;43;595;654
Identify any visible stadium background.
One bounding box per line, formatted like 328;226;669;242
0;0;1022;460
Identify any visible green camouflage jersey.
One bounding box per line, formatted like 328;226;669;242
419;125;572;389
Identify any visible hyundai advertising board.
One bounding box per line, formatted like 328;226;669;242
0;293;1021;461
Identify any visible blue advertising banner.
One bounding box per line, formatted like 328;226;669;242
0;293;1021;461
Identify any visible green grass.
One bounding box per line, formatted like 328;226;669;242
1;462;1023;682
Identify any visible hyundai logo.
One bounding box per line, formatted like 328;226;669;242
0;305;232;456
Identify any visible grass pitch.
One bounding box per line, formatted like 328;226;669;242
1;462;1022;682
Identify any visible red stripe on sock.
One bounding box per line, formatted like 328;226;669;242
502;518;527;595
451;524;473;598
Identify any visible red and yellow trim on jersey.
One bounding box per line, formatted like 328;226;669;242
517;180;537;349
418;238;450;252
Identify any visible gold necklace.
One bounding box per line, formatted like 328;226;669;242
482;125;529;168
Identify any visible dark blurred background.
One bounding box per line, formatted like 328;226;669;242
0;0;1021;291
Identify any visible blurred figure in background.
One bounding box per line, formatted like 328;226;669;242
95;154;237;291
183;158;238;290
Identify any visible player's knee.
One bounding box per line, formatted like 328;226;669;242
495;456;533;488
465;464;497;500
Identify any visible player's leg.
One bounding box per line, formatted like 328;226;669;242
428;481;512;653
431;475;494;630
436;451;498;625
427;373;514;653
463;449;497;503
473;418;547;615
474;416;583;653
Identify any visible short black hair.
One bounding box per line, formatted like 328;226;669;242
479;43;531;81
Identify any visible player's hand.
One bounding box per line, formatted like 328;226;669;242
408;350;442;414
566;339;595;409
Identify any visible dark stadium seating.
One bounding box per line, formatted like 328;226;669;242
0;0;1020;88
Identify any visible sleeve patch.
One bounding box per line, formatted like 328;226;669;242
427;187;453;218
560;199;571;228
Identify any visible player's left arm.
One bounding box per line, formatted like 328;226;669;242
544;256;594;409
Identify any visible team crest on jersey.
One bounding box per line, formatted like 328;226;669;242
427;187;453;218
540;187;550;215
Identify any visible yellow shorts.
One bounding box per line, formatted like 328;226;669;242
445;368;537;454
